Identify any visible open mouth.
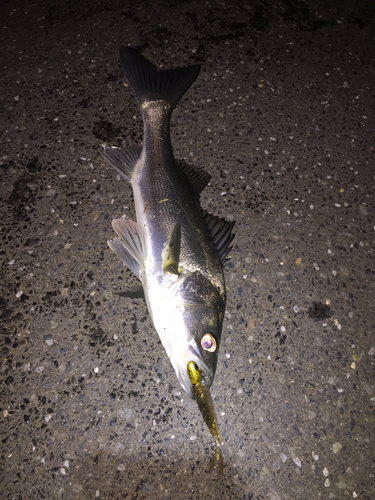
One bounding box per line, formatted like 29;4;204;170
175;355;212;399
187;360;203;385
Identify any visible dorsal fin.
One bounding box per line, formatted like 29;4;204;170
202;211;235;264
177;161;211;196
104;146;142;183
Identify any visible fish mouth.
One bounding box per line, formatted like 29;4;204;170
178;365;212;399
176;345;213;399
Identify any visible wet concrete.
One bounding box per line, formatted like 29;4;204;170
1;0;374;498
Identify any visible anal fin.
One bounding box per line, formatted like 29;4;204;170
104;146;142;183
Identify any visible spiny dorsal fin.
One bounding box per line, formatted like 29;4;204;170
162;222;181;275
104;146;142;183
202;210;235;264
177;160;211;197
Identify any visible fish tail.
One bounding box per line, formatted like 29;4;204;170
119;47;200;114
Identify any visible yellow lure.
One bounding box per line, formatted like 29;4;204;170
187;361;223;474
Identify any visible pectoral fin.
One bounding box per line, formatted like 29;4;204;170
162;223;181;275
108;219;147;279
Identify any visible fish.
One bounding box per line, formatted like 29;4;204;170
104;47;234;471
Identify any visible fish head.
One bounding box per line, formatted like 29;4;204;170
169;271;225;399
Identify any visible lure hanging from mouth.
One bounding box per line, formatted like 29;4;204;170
187;361;223;474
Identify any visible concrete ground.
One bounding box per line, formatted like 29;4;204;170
1;0;374;498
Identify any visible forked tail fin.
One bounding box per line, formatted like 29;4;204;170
119;47;200;114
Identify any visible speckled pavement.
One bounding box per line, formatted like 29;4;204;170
1;0;374;499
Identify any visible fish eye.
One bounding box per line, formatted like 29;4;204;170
201;333;217;352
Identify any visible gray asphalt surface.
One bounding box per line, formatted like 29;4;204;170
1;0;374;498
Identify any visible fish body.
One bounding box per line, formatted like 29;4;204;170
105;47;234;399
